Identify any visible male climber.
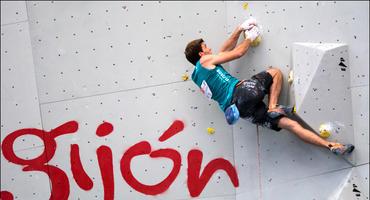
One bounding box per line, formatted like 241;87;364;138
184;18;354;155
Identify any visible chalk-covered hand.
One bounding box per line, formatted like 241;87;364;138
245;25;260;41
240;17;257;31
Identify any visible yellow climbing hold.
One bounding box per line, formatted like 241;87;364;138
319;123;332;138
242;2;249;10
292;105;296;113
288;70;294;84
250;36;262;47
182;74;189;81
207;127;215;135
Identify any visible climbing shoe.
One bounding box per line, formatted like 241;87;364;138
328;143;355;155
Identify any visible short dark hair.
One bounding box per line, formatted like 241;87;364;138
184;38;204;66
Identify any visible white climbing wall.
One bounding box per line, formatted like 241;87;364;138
290;43;355;164
226;1;369;200
1;1;369;200
1;1;52;200
27;1;228;104
1;1;237;200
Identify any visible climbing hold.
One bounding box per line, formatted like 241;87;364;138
319;123;333;138
241;17;263;47
242;2;249;10
288;70;294;84
182;74;189;81
207;127;215;134
250;36;261;47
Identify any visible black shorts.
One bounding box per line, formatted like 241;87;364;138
232;71;283;131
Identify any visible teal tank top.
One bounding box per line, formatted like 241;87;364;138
191;60;239;111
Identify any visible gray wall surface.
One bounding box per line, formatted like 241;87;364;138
1;1;368;200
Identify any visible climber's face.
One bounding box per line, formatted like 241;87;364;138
199;42;212;57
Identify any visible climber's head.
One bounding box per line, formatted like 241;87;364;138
184;38;212;65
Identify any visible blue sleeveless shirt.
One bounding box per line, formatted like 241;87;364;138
191;60;239;111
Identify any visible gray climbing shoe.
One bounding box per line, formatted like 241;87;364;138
328;143;355;155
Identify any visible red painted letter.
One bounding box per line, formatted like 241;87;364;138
0;191;13;200
158;120;184;142
187;149;239;197
71;144;93;191
120;141;181;195
96;121;113;137
97;146;114;200
1;121;78;200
